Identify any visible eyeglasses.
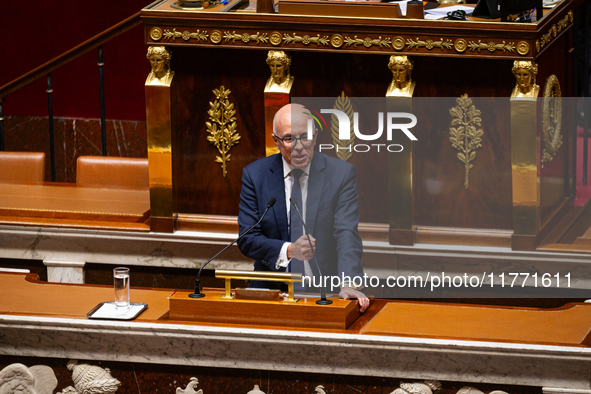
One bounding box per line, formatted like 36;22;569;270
273;134;315;147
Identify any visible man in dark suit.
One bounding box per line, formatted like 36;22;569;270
237;104;369;312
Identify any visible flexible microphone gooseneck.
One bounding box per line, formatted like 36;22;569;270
189;197;277;298
289;198;333;305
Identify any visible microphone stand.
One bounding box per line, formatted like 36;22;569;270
290;198;332;305
189;198;276;298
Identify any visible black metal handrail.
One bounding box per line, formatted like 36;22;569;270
0;12;142;181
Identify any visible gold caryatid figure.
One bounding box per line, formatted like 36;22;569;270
146;46;174;86
264;51;294;94
511;60;539;98
386;55;416;97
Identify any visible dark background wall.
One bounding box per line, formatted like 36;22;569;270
0;0;150;121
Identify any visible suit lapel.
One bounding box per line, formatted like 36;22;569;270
268;155;289;241
306;153;326;237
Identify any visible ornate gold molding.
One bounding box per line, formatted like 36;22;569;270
536;11;573;53
283;33;330;46
270;31;283;46
146;46;174;86
206;86;241;177
393;36;405;51
449;95;484;189
210;30;222;44
454;38;468;53
223;31;269;44
150;27;163;41
467;40;515;53
163;28;208;42
344;36;392;48
331;34;344;48
264;50;294;93
149;26;537;58
541;75;562;168
331;92;355;161
407;37;453;50
516;41;530;56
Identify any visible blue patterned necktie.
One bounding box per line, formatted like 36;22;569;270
290;169;305;291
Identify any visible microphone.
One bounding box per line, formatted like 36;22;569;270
289;197;332;305
189;197;277;298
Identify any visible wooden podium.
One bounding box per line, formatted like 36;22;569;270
141;0;579;250
169;290;360;329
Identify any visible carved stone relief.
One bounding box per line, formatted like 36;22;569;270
247;385;266;394
57;360;120;394
0;367;519;394
0;363;58;394
169;379;517;394
177;377;204;394
457;386;509;394
391;380;442;394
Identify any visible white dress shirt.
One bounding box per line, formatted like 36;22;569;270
275;157;313;277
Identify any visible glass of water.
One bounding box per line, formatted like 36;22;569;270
113;267;130;308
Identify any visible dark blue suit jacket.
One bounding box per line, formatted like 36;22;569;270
237;152;364;290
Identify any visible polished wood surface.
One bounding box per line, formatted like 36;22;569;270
169;290;360;329
413;95;513;230
414;226;513;247
361;300;591;346
3;273;591;347
0;273;171;320
0;182;150;231
278;0;402;18
172;47;265;217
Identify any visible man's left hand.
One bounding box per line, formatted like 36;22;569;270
339;287;369;313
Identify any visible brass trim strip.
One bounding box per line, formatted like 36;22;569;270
216;269;303;302
511;97;539;235
536;10;573;53
147;25;534;58
216;270;303;282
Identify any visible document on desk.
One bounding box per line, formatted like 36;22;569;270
389;0;411;15
424;4;474;19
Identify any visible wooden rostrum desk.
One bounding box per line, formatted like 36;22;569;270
0;182;150;231
141;0;583;253
2;272;591;392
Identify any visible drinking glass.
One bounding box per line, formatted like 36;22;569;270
113;267;130;308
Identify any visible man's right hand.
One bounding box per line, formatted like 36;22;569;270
287;235;316;260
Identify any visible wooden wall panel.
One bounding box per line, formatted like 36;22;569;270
172;46;267;217
413;57;515;230
172;47;393;222
536;32;574;226
292;52;391;224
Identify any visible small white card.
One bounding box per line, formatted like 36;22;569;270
87;302;147;320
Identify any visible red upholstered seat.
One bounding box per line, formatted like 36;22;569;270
76;156;149;190
0;152;46;184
